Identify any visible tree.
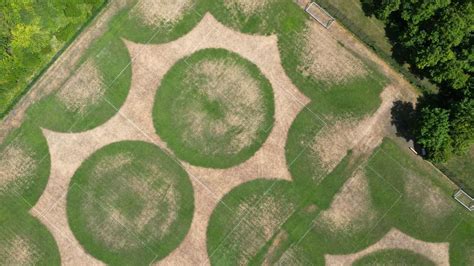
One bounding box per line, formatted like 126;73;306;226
450;99;474;154
374;0;401;21
417;107;453;162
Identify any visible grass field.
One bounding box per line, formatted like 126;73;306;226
1;0;472;265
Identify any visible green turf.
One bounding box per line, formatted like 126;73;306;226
0;120;50;211
437;146;474;196
153;48;275;168
0;212;60;265
67;141;194;265
352;248;436;266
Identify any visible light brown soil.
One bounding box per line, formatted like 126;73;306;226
318;168;377;232
0;143;36;194
312;85;399;172
325;228;450;265
56;60;105;114
299;21;367;84
30;14;308;265
133;0;193;26
224;0;271;15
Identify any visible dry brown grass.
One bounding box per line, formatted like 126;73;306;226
311;85;398;172
0;236;39;265
318;168;377;232
224;0;272;15
82;162;180;251
299;21;367;84
183;58;265;154
325;228;449;265
0;143;36;194
133;0;193;26
404;173;452;218
228;195;295;265
56;60;105;114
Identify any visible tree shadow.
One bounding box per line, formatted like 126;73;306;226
360;0;376;17
390;100;416;142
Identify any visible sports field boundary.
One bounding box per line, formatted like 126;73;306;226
0;0;110;120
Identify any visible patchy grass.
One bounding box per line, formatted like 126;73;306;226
0;121;50;211
153;49;274;168
437;146;474;196
352;249;436;266
67;141;194;265
0;212;60;265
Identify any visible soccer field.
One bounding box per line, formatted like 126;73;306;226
1;0;473;265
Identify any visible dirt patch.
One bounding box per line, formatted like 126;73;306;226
404;173;452;218
0;236;39;265
183;58;266;154
224;0;271;15
325;228;449;266
133;0;193;26
311;85;398;172
56;60;105;114
299;21;367;84
0;144;36;194
318;168;376;231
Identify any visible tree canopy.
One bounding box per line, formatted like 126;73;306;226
365;0;473;162
0;0;104;112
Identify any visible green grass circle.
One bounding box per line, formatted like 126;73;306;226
0;213;60;265
153;48;275;168
353;249;435;266
0;121;50;211
27;37;131;132
67;141;194;265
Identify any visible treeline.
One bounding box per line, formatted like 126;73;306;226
0;0;105;114
364;0;473;162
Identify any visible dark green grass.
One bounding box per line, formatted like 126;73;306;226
67;141;194;265
153;48;274;168
353;249;436;266
0;120;50;211
0;213;60;265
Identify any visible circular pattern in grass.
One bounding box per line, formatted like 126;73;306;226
352;249;435;266
0;213;60;265
28;37;131;132
207;180;312;264
153;49;275;168
67;141;194;265
0;121;50;211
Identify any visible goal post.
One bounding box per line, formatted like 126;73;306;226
454;189;474;211
305;2;335;29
